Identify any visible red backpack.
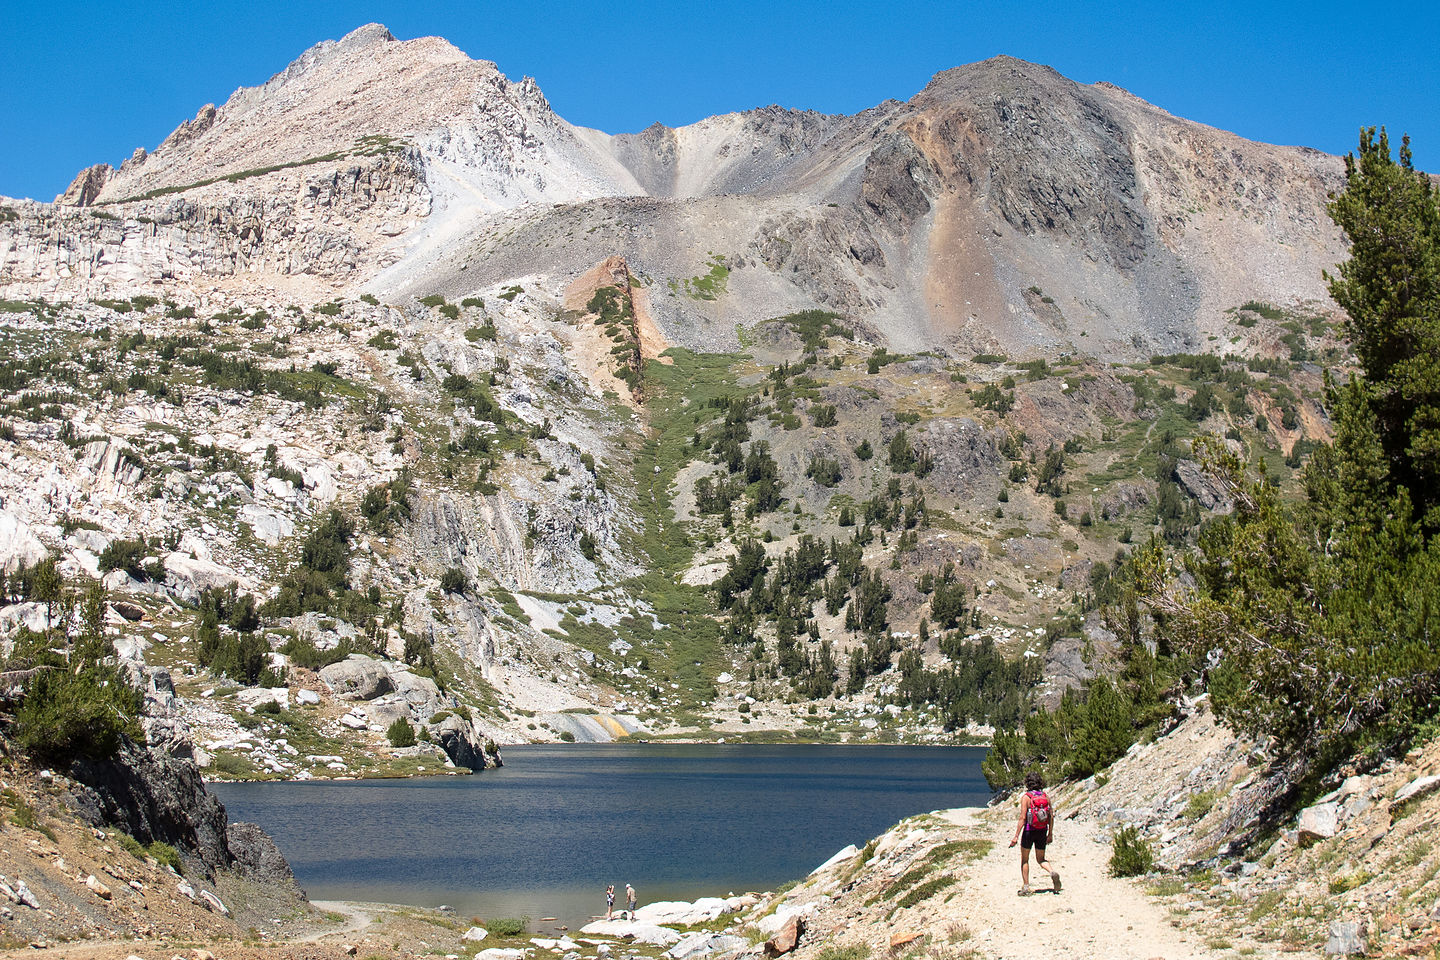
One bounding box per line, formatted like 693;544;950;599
1026;790;1051;829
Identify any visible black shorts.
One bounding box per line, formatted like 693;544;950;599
1020;828;1048;850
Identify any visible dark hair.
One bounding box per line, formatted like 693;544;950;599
1024;771;1044;791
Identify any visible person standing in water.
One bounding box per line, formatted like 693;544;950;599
1009;771;1061;895
625;883;636;918
605;884;615;920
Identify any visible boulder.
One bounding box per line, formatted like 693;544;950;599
163;553;244;604
112;600;146;622
0;601;53;636
1394;774;1440;806
474;951;526;960
1296;801;1340;844
226;821;295;886
430;714;498;771
578;920;683;946
809;844;858;875
199;889;229;916
295;688;322;706
666;933;750;959
1325;919;1367;956
763;915;804;957
13;879;39;908
1174;459;1233;512
388;668;443;713
239;505;294;546
635;898;730;926
462;927;487;942
0;510;48;573
756;903;816;936
237;687;288;709
319;655;392;700
364;699;411;728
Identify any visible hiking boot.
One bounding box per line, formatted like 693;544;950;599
1051;870;1062;893
1017;885;1032;896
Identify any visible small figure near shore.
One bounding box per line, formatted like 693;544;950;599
625;882;636;918
1009;771;1061;896
605;884;615;920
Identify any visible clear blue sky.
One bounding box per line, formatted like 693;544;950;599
2;0;1437;201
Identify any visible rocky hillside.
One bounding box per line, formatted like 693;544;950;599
0;25;1367;772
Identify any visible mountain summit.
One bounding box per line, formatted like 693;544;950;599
27;26;1343;358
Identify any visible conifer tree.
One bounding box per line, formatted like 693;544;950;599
1325;127;1440;526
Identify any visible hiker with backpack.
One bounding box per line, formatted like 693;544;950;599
1009;771;1061;895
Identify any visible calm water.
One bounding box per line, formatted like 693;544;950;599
211;743;989;930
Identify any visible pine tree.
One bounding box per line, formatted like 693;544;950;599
1325;127;1440;526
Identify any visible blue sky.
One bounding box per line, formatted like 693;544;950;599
2;0;1437;201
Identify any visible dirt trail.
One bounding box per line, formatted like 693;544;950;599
933;810;1221;960
301;900;383;942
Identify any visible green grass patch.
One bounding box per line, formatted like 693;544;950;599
670;256;730;301
892;874;957;912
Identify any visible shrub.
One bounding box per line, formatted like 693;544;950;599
486;917;527;936
816;946;870;960
280;634;351;670
1109;825;1154;877
147;840;183;873
806;455;842;488
558;730;575;742
14;665;142;761
360;470;413;531
439;567;469;594
98;539;148;580
386;718;417;747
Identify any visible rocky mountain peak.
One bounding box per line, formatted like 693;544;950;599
337;22;398;49
20;29;1349;361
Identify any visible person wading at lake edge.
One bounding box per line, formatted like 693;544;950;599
1009;771;1061;896
605;884;615;920
625;883;636;918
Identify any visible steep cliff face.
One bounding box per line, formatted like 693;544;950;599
64;736;291;884
4;151;428;299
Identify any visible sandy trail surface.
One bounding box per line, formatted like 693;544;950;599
915;810;1227;960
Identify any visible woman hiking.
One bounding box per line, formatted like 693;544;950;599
1009;771;1061;895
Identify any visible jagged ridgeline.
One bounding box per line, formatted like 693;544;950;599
0;22;1374;774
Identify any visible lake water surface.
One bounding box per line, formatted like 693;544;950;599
211;743;989;930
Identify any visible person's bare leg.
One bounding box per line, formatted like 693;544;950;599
1020;846;1031;890
1037;849;1061;891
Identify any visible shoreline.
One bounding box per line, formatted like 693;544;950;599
203;735;991;784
